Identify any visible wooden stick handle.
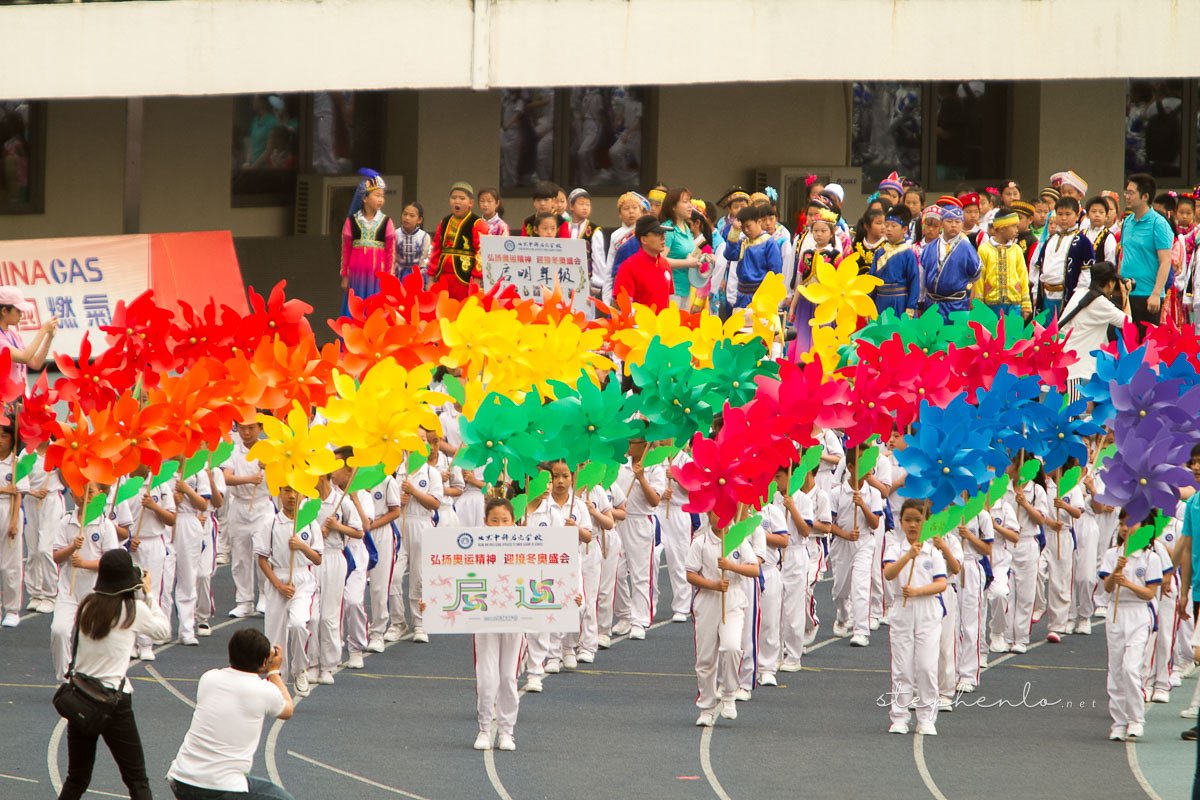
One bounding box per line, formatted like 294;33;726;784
902;555;917;608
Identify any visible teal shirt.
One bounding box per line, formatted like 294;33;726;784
1182;491;1200;596
1120;208;1174;298
663;221;695;297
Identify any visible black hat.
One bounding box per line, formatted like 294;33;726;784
93;549;143;596
635;214;666;238
716;186;750;207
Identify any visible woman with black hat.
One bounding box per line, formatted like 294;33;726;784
58;549;170;800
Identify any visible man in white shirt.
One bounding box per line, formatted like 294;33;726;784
168;628;295;800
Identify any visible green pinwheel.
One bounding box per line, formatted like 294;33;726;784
457;392;542;484
629;339;717;445
895;306;961;354
539;373;640;468
693;339;778;410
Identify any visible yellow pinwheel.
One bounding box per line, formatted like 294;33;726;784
802;321;854;375
439;297;523;382
689;310;752;368
799;254;883;331
746;272;787;343
611;303;695;374
249;403;343;498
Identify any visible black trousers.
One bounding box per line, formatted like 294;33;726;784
59;693;153;800
1128;295;1158;328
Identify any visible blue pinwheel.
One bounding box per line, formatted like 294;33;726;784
1079;343;1148;426
1024;390;1101;472
970;367;1047;457
1096;416;1198;522
896;395;994;511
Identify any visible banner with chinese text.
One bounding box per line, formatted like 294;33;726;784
422;525;582;634
0;234;150;356
480;235;588;309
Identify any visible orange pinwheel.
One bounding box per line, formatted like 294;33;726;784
102;391;171;477
44;405;127;494
147;362;234;460
250;336;339;415
220;351;268;423
332;306;444;377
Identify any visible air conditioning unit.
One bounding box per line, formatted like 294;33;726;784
293;174;404;236
753;166;863;227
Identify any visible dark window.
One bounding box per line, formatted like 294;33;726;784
500;86;653;195
1125;79;1186;182
932;81;1011;185
0;100;44;215
852;82;923;186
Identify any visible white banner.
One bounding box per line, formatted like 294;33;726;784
480;235;588;309
0;234;151;356
421;525;582;634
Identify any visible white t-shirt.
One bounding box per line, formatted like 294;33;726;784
73;599;171;692
168;668;287;792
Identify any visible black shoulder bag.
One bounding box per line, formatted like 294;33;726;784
52;627;127;736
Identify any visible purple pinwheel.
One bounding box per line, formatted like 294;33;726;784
1025;390;1101;472
1110;364;1200;432
1079;344;1148;427
896;395;994;511
1096;417;1198;521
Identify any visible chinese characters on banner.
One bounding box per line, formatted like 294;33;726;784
480;236;588;310
0;235;150;356
422;525;582;634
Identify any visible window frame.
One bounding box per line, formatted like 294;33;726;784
500;86;657;199
1124;78;1194;187
0;100;46;217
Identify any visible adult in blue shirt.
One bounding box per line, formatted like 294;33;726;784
1177;443;1200;751
1120;173;1174;328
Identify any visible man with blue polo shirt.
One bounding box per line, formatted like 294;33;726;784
1120;173;1174;327
1176;444;1200;742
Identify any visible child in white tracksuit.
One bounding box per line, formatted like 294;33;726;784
883;499;948;736
830;452;884;646
659;449;695;622
368;472;402;647
222;423;274;619
312;462;369;684
130;466;177;660
1007;467;1053;653
473;497;528;753
736;512;770;696
955;506;994;692
934;528;962;710
1143;534;1177;703
256;486;324;695
172;464;212;646
757;476;793;684
615;440;667;640
777;470;819;671
1069;468;1106;632
987;483;1019;653
688;513;760;726
22;444;63;614
1100;512;1163;741
0;427;28;626
393;440;444;642
596;482;627;647
801;474;833;646
1045;464;1084;642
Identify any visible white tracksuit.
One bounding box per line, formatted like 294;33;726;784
0;451;29;616
475;632;526;736
393;464;443;632
195;469;224;629
737;522;768;691
1143;539;1177;695
526;494;593;674
596;483;627;638
754;504;786;678
1007;483;1050;648
312;490;365;672
987;493;1017;646
22;456;63;606
577;487;611;658
1100;546;1162;728
615;460;667;630
688;528;756;712
132;485;177;649
884;539;948;728
256;510;323;682
223;442;274;612
866;454;894;624
802;485;832;643
956;511;994;687
1044;483;1083;635
777;489;817;667
366;475;401;638
829;481;884;639
172;471;212;641
937;533;964;700
50;516;121;681
456;469;486;528
659;451;694;618
1069;485;1102;624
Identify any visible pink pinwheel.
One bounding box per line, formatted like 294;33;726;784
1143;316;1200;371
233;281;314;352
753;359;853;445
842;370;906;447
675;431;760;527
1010;319;1075;390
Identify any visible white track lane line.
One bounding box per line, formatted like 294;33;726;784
699;727;734;800
913;732;950;800
0;773;38;784
145;664;197;709
288;750;435;800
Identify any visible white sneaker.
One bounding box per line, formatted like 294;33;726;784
597;634;612;649
180;634;199;646
672;612;689;623
612;620;632;636
367;635;385;653
25;599;39;612
412;628;429;644
294;673;311;697
888;721;909;734
1170;673;1182;688
215;553;230;566
760;672;778;687
695;711;717;727
869;617;881;631
383;625;405;643
1108;725;1127;741
1126;722;1144;738
938;696;954;712
576;651;595;664
474;731;492;751
497;734;516;751
1151;689;1170;703
345;652;364;669
779;660;803;673
196;622;212;637
955;681;975;694
721;698;738;719
803;628;818;646
1076;619;1092;635
316;671;335;685
1180;706;1199;720
36;599;56;614
1064;620;1076;634
629;625;646;640
228;604;254;619
255;597;267;615
562;653;578;670
1010;642;1027;654
1;613;18;628
915;722;937;736
524;676;544;693
833;621;851;638
139;646;156;661
545;659;561;674
1031;612;1042;625
989;638;1010;654
1093;607;1108;618
734;688;752;702
849;634;869;647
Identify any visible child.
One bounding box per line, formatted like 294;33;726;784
560;188;606;305
393;428;445;644
1045;461;1084;642
1006;462;1054;653
312;458;368;685
22;440;63;614
222;420;271;619
131;464;177;661
428;181;490;299
196;464;225;638
954;498;994;693
871;205;920;318
255;485;323;697
1081;196;1119;264
776;468;818;671
477;188;509;237
1144;517;1177;703
533;211;560;239
367;469;402;649
1069;462;1108;634
602;192;648;306
830;445;884;647
958;191;983;245
172;457;212;647
660;448;696;624
986;476;1020;656
757;470;794;685
789;212;841;356
723;205;782;311
933;519;962;712
1100;510;1163;741
395;202;432;283
883;499;949;735
340;174;395;313
1031;196;1094;315
331;451;372;671
427;429;463;529
687;512;761;726
473;497;528;752
0;423;25;626
615;437;665;641
521;181;559;237
595;481;628;650
973;209;1032;317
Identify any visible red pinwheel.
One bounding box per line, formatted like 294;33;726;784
170;298;237;367
753;359;853;445
233;281;314;352
1143;316;1200;371
948;318;1028;401
100;290;178;385
842;369;906;447
0;349;25;407
1010;319;1076;389
17;372;58;449
54;334;137;413
674;431;759;528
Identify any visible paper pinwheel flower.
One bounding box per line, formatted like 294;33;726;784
147;362;238;460
798;257;883;330
896;396;994;511
1024;391;1101;472
745;272;787;343
520;316;613;397
457;392;543;484
250;336;340;416
334;305;443;378
894;306;961;355
752;359;853;444
0;349;24;407
1011;319;1075;390
105;391;170;476
100;290;179;384
248;403;342;498
538;372;640;468
693;339;778;410
948;318;1029;401
842;370;906;448
689;311;753;369
17;372;59;449
170;298;237;368
233;281;314;352
1143;315;1200;371
970;367;1048;456
610;303;696;371
1078;344;1148;427
1110;363;1200;435
626;338;717;445
438;297;524;382
849;308;905;348
44;405;131;495
1095;417;1197;522
54;334;137;414
674;431;758;528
